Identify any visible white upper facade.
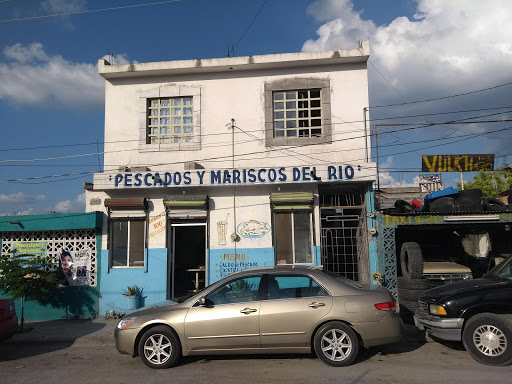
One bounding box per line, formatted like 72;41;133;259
94;41;373;190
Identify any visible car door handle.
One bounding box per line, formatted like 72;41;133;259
308;302;326;308
240;308;258;314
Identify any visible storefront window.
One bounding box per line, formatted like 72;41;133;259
274;211;313;265
111;219;145;267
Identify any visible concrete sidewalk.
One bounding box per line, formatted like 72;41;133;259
10;318;119;346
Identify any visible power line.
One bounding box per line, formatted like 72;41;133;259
3;126;511;184
0;0;182;23
369;80;512;109
232;0;270;51
1;116;510;165
1;105;511;153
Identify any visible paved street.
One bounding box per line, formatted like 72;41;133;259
0;318;510;384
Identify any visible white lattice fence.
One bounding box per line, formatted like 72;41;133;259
1;229;97;286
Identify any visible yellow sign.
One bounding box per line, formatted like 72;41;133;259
422;154;494;172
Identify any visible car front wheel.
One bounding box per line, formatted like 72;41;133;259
138;326;180;369
314;321;359;367
462;313;512;366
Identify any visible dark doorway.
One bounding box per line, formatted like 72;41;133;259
169;223;206;298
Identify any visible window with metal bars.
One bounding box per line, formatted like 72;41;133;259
272;89;322;138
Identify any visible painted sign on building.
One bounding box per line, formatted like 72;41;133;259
422;154;494;172
13;241;47;268
93;163;377;190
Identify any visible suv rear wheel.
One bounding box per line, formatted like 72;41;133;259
462;313;512;366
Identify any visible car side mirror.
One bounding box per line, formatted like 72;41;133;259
198;297;206;306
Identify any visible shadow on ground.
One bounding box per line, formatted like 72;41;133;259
0;319;106;361
171;323;427;367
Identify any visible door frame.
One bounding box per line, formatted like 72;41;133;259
169;222;207;299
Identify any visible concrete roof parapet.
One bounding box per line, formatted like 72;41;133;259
97;41;370;79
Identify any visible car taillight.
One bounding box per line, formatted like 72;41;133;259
374;301;397;311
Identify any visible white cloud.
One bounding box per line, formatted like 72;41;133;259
378;156;422;188
0;192;45;204
0;43;104;109
53;192;86;213
303;0;512;103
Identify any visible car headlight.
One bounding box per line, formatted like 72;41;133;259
117;316;137;329
461;273;472;280
429;304;447;316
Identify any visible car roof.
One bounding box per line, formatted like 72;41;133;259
229;265;324;276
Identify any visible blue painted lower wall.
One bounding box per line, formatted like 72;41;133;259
99;248;168;314
208;246;321;284
2;286;100;322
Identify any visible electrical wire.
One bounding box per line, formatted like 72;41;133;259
0;0;183;23
369;80;512;109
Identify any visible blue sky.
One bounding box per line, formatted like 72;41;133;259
1;0;511;215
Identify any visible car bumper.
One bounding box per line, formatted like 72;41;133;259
413;310;464;341
354;311;403;347
115;327;140;356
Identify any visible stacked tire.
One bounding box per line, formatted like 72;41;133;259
398;242;430;323
456;189;483;212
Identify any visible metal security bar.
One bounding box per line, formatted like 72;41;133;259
319;189;368;283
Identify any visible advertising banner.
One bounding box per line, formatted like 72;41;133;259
13;241;47;268
57;248;92;286
422;154;494;172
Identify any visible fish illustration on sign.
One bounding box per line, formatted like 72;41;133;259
237;220;270;238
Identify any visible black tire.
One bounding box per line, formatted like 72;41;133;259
397;276;430;290
314;321;359;367
457;189;483;201
397;288;425;301
400;242;424;279
394;199;415;213
138;326;180;369
399;299;420;311
429;196;455;212
462;313;512;366
483;198;507;212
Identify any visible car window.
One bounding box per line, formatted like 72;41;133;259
206;276;262;305
488;255;512;280
266;275;329;300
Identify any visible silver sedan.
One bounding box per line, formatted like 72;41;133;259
115;266;402;368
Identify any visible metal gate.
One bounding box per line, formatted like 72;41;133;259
320;190;370;285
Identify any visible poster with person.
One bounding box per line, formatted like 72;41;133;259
57;248;91;286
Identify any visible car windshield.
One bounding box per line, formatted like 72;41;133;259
321;270;364;289
486;255;512;280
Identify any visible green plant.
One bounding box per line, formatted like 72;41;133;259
122;285;140;296
0;252;58;331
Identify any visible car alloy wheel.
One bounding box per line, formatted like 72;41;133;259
138;326;180;369
462;313;512;366
314;321;359;367
473;325;507;357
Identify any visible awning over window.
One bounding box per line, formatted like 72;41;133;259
104;198;148;210
270;192;314;210
163;195;209;210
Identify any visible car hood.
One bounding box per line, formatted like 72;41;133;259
124;300;181;317
423;261;471;274
420;277;511;302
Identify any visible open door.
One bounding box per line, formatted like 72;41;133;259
169;223;206;299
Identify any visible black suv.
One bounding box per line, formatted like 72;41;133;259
413;254;512;366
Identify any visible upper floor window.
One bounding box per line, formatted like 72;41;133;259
148;97;194;144
139;85;201;152
264;78;331;146
273;89;322;138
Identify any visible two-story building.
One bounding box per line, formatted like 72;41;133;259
86;41;378;314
